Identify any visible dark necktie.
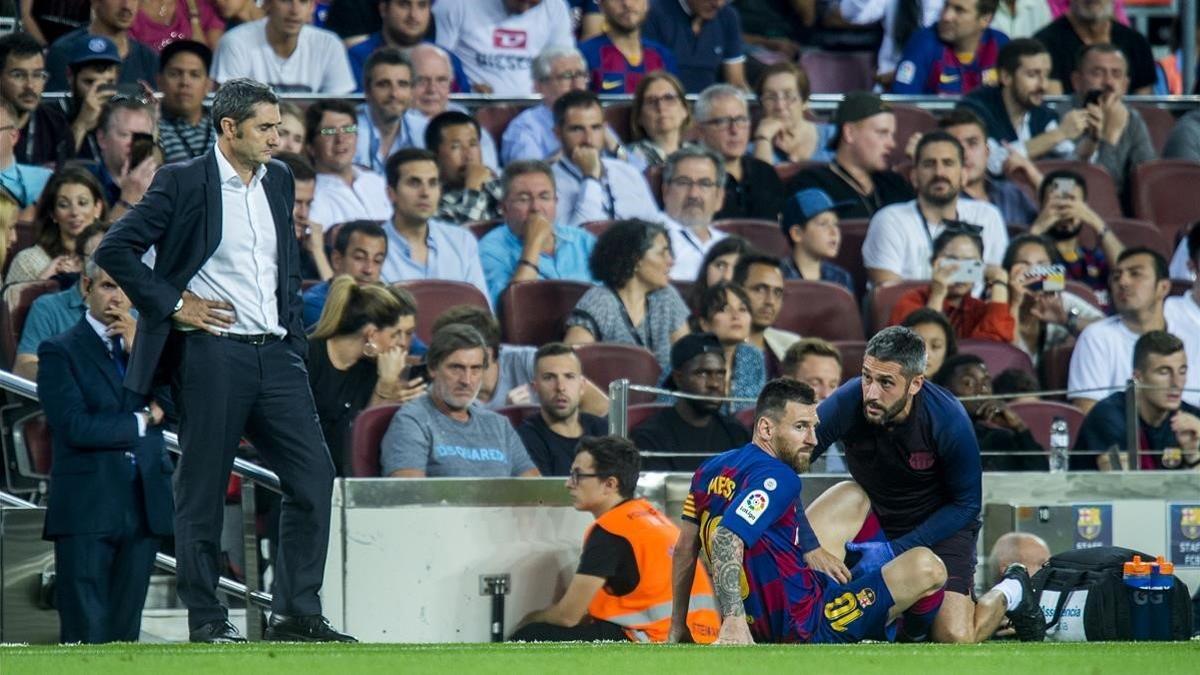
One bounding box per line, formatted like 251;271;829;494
111;335;128;378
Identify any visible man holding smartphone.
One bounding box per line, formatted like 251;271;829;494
1029;169;1125;306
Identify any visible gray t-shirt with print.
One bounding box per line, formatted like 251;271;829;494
380;395;536;477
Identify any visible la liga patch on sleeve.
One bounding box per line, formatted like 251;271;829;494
735;490;770;525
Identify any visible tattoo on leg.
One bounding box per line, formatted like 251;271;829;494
711;527;746;618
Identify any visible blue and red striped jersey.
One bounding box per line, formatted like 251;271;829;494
892;27;1009;95
578;34;678;95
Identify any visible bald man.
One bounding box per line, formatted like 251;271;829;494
988;532;1051;584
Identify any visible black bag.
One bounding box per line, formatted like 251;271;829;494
1032;546;1193;641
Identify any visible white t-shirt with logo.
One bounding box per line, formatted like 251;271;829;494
212;19;356;94
433;0;574;95
861;198;1009;280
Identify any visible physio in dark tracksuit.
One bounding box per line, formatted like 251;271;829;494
38;265;173;644
94;79;353;643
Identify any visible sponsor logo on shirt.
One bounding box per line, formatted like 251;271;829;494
601;78;622;90
939;72;960;84
896;61;916;85
493;29;528;49
735;489;769;524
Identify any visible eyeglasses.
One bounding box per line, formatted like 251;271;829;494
667;177;718;191
545;70;589;83
760;91;800;104
568;469;603;485
643;92;681;108
508;192;556;207
5;69;48;83
701;115;750;129
318;124;358;136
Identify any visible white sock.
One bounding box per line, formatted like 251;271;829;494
995;578;1024;612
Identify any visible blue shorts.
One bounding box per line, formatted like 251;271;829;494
809;570;897;643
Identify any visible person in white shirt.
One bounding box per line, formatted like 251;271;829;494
1163;226;1200;403
305;99;392;227
404;43;500;171
863;130;1008;284
661;145;727;281
433;0;574;96
211;0;355;94
839;0;944;82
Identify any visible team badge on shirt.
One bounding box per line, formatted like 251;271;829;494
764;478;778;491
856;588;876;608
735;490;770;524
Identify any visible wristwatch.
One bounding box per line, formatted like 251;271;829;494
1066;306;1082;334
173;296;184;314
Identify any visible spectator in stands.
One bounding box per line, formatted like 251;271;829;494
889;228;1015;343
695;84;782;221
404;44;500;170
212;0;355;93
83;98;158;212
0;32;71;166
864;131;1008;285
1034;0;1156;95
785;91;915;221
642;0;747;92
779;188;855;294
1004;233;1102;365
1065;44;1156;197
632;332;751;470
306;100;392;226
551;90;661;227
736;0;814;65
511;435;719;643
62;37;123;162
579;0;677;95
1164;225;1200;389
781;337;843;403
901;307;958;378
959;38;1089;175
933;353;1047;471
429;111;502;224
308;277;422;476
838;0;943;85
381;324;541;477
45;0;160;92
1030;169;1124;301
565;218;690;374
14;224;108;379
354;48;414;175
1069;248;1200;412
0;191;16;269
433;0;574;96
303;221;388;328
987;532;1051;586
6;168;106;288
733;252;799;377
626;71;692;171
131;0;224;53
989;0;1052;39
347;0;472;93
686;234;752;312
0;100;52;208
892;0;1007;95
273;152;333;282
991;368;1042;402
276;101;305;155
695;282;765;411
156;40;214;164
1074;330;1200;470
938;108;1040;227
214;0;265;28
516;343;609;476
751;62;835;166
379;148;489;298
1163;108;1200;161
1168;223;1198;282
479;160;597;307
662;145;727;281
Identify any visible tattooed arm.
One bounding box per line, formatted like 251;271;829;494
711;525;754;645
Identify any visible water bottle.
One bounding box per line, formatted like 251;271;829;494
1147;556;1175;640
1049;417;1070;473
1123;556;1152;640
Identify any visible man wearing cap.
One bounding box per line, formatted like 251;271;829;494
632;333;751;472
59;35;123;162
785;92;915;221
45;0;159;92
662;145;727;282
780;188;856;295
0;31;73;166
157;40;214;164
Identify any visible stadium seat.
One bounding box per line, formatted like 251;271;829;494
0;280;59;369
671;280;695;305
959;339;1036;378
888;105;938;169
644;164;664;207
467;219;504;240
495;405;540;429
349;404;400;477
1130;104;1175;156
499;280;591;345
397;280;491;345
834;218;870;299
300;279;322;292
776;280;865;342
1008;401;1086;454
1064;280;1104;312
604;102;633;143
734;406;755;430
713;218;788;255
474;104;522;144
832;339;867;382
12;411;52;479
1039;339;1075;396
582;220;615;238
574;343;661;402
627;403;670;433
1080;217;1172;261
799;50;876;94
864;280;929;333
1132;160;1200;243
1034;160;1123;220
775;161;826;186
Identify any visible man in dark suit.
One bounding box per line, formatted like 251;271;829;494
38;256;172;643
94;79;354;643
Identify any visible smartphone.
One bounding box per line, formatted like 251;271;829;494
407;363;430;384
129;132;159;169
1053;177;1076;198
1084;89;1104;106
1023;264;1066;293
943;259;984;285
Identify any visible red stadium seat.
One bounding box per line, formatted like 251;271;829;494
499;280;591;345
467;219;504;239
1008;401;1086;454
12;411;52;479
575;343;661;402
671;280;695;305
1035;160;1122;220
1039;339;1075;396
834;218;871;299
888;105;938;169
959;339;1036;378
349;404;400;477
734;407;755;430
474;104;522;144
713;219;788;256
1130;104;1175;156
582;220;615;238
0;280;59;369
1078;217;1172;261
776;280;865;342
799;50;876;94
832;339;867;383
495;405;540;429
1133;160;1200;243
397;280;491;344
864;280;929;334
627;403;670;433
604;102;633;144
1063;280;1104;312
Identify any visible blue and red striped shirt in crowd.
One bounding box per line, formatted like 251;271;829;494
891;27;1009;95
578;34;677;95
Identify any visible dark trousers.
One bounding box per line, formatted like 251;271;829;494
509;620;627;642
172;334;334;629
54;475;157;643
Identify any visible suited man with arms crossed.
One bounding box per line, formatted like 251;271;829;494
95;78;354;643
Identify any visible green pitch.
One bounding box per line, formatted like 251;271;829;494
3;641;1199;675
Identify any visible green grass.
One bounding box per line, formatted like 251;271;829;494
2;641;1199;675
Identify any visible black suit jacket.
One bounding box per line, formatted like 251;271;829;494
38;319;174;539
94;148;304;394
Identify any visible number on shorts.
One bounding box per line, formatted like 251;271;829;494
823;592;863;632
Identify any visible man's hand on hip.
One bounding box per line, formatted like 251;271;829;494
173;291;236;334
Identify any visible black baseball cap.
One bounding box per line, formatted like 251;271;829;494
159;39;213;74
828;91;892;151
670;332;724;372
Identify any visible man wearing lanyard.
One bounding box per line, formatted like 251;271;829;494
661;145;727;282
550;90;661;227
355;47;414;175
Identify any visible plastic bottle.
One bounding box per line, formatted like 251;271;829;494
1147;556;1176;640
1049;417;1070;473
1123;556;1152;640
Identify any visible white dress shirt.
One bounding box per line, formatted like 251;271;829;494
85;311;146;437
309;168;393;226
552;156;663;227
666;216;727;281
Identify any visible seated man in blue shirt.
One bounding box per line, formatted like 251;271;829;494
502;46;591;166
302;220;389;329
643;0;747;92
480;160;596;307
347;0;471;93
0;99;52;207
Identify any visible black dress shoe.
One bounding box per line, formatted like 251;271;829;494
265;614;358;642
189;620;248;643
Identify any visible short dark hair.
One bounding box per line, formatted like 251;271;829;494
426;323;490;370
1188;220;1200;264
553;89;601;128
534;341;579;368
782;337;843;374
914;129;964;165
1038;169;1088;203
1002;233;1057;271
900;308;958;363
932;353;985;387
1133;330;1185;371
501;160;556;198
274;151;316;182
1076;43;1126;73
998;38;1049;76
754;378;817;424
976;0;1000;16
97;97;154;136
364;46;411;87
589;219;669;288
424;110;480;152
732;251;782;286
576;436;641;499
992;368;1039;397
938;107;988;137
333;220;387;255
431;304;500;355
932;228;983;263
1117;246;1169;282
865;326;928;379
211;78;278;133
697;281;752;322
0;32;43;68
304;98;358;147
386;147;438;188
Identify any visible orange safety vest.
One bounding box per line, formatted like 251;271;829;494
585;498;720;643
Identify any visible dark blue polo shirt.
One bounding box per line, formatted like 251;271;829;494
643;0;745;93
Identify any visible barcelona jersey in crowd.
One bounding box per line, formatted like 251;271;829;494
578;34;678;94
891;27;1009;95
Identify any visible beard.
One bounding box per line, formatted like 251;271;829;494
1047;220;1082;241
920;181;958;207
863;391;911;426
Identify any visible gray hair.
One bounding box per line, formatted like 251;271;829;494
500;159;556;198
211;78;278;133
662;144;727;188
532;45;585;81
427;324;491;370
694;84;746;122
864;326;928;379
410;43;452;73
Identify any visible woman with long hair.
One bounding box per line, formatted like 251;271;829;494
626;71;693;171
5;167;106;287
